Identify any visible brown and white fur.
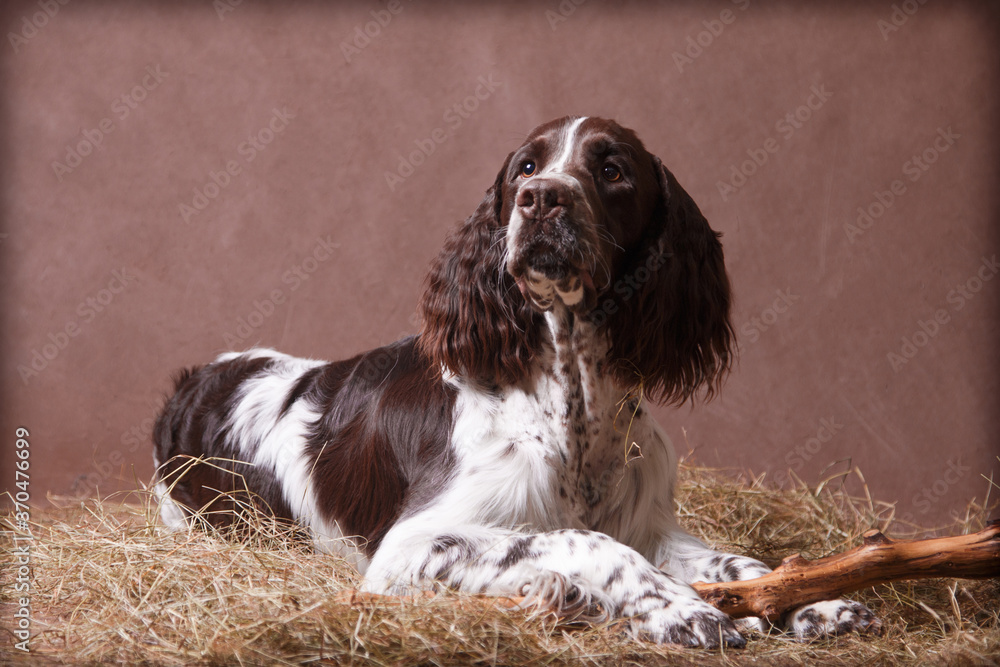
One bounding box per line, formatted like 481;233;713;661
152;116;880;647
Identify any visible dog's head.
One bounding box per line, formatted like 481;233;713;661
420;116;733;404
501;117;662;314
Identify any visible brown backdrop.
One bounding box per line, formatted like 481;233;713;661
2;0;998;529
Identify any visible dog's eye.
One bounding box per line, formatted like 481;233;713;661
520;161;537;178
601;164;622;182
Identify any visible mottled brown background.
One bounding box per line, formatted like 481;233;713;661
2;0;997;529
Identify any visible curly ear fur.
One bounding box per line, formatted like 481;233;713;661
418;159;544;387
602;157;734;405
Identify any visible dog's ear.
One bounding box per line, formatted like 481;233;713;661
603;156;734;405
418;154;543;387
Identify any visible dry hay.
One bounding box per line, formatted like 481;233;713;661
2;461;998;666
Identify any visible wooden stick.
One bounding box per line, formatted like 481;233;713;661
337;520;1000;622
693;519;1000;621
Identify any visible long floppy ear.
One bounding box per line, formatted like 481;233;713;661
604;156;734;405
417;158;543;387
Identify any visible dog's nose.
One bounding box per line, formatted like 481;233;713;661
516;180;572;220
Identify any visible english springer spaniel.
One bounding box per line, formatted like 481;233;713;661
152;116;880;647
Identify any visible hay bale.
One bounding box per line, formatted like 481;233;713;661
2;462;997;666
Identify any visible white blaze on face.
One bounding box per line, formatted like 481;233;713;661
542;116;588;176
508;117;591;246
507;117;593;311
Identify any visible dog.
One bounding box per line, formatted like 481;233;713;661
152;116;880;647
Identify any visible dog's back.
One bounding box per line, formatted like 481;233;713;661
151;338;456;561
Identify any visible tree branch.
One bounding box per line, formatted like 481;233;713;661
692;519;1000;621
337;520;1000;622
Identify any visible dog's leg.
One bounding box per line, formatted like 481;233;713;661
363;522;745;648
657;527;881;639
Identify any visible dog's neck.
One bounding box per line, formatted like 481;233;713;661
538;307;637;515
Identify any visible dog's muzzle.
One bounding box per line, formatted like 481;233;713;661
508;177;598;313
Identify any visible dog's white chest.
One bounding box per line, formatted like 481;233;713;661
444;348;629;533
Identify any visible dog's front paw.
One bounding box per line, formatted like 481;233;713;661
631;599;745;648
735;615;768;635
785;599;882;640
